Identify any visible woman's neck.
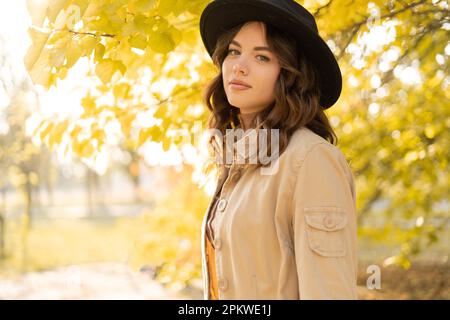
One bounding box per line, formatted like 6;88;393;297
238;111;258;131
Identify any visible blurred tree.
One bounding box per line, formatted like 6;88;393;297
23;0;449;278
317;0;449;267
0;37;42;266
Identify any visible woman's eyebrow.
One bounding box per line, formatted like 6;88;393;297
230;40;273;52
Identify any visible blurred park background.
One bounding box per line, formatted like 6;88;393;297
0;0;448;299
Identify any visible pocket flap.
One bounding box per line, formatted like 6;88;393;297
304;206;347;231
304;206;348;257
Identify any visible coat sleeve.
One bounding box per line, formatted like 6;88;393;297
291;142;358;299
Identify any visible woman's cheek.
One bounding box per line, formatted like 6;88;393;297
260;76;277;102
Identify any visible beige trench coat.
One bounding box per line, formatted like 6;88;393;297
200;126;358;299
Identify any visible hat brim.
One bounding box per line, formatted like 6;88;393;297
200;0;342;109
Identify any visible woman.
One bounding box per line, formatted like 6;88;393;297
199;0;358;299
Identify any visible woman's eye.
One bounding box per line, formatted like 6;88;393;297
227;49;270;62
227;49;239;55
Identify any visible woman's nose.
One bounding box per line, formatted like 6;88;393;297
232;62;248;76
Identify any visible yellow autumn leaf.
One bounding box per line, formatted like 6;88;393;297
81;142;95;158
80;36;99;57
119;112;136;136
94;43;105;62
157;0;177;17
26;0;50;27
138;128;151;147
95;59;126;84
48;120;69;148
162;137;171;152
133;0;157;12
24;26;50;71
40;122;54;142
92;129;105;142
47;0;68;22
113;83;131;99
148;31;175;54
129;33;148;50
70;125;82;139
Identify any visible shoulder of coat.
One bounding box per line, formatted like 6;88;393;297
283;126;343;168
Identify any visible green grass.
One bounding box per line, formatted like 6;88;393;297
0;217;139;278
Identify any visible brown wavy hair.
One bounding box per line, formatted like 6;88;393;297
202;21;337;173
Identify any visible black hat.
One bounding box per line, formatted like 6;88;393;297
199;0;342;109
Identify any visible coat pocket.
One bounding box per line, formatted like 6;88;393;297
304;206;347;257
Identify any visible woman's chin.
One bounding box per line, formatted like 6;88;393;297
227;99;251;108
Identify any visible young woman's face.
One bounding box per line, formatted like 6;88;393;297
222;21;281;114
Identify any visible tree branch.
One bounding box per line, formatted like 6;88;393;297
312;0;333;18
54;28;116;38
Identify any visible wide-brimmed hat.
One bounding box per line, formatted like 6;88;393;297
199;0;342;109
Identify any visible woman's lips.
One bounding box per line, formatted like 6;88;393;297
229;83;252;90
